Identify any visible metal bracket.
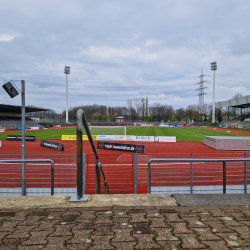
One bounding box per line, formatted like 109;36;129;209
69;195;89;202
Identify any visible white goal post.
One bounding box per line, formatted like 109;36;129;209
89;126;127;135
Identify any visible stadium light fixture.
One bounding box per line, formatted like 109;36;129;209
64;66;70;125
2;80;26;196
211;61;217;123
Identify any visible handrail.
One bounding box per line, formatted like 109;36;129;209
0;159;54;195
148;158;250;194
77;109;109;196
100;163;109;194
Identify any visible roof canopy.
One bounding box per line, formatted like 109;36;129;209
215;95;250;109
0;104;48;114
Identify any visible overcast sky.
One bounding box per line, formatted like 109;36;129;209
0;0;250;113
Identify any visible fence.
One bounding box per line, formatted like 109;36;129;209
0;152;250;196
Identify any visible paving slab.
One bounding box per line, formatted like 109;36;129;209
0;194;177;209
0;205;249;249
173;194;250;206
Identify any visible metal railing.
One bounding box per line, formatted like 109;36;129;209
77;109;109;198
0;159;54;195
148;157;250;194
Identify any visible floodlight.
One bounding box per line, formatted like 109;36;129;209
210;61;217;71
2;82;19;98
64;66;71;74
210;61;217;123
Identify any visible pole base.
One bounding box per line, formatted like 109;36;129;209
69;195;89;202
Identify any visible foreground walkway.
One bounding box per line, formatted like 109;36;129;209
0;195;250;249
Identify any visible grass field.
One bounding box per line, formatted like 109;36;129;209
0;126;249;142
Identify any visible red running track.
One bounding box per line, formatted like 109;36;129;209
1;135;250;194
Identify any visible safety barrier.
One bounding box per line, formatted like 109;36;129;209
0;159;54;195
148;156;250;194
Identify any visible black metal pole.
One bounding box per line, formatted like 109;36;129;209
190;153;193;194
96;161;101;194
82;111;99;161
245;152;247;194
223;161;226;194
76;109;83;199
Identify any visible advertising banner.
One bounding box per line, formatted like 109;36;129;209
6;135;36;141
154;136;176;142
134;136;155;142
40;140;65;151
61;135;98;141
0;129;5;133
98;135;126;141
30;127;39;130
97;141;145;153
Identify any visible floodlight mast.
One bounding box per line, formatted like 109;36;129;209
64;66;71;125
211;62;217;123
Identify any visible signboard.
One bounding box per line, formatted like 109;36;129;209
0;129;5;133
97;141;145;153
6;135;36;141
40;140;65;151
61;135;98;141
61;135;176;142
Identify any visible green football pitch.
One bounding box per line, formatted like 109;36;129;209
0;127;249;142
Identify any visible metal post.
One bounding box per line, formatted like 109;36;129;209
96;161;101;194
21;80;26;196
76;109;83;199
66;74;68;125
212;69;216;123
223;161;226;194
69;110;89;202
51;160;54;195
190;153;193;194
134;153;138;194
82;153;86;195
148;161;151;194
104;180;107;194
245;152;248;194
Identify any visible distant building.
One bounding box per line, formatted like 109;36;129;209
116;116;125;123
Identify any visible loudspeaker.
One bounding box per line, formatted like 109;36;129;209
2;82;19;98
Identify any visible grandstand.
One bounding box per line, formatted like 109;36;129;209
0;104;47;129
216;95;250;128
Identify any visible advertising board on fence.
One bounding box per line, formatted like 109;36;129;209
97;141;145;153
6;135;36;141
154;136;176;142
0;129;5;133
61;135;98;140
61;134;176;142
40;140;65;151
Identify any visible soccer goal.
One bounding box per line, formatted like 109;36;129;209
89;126;127;135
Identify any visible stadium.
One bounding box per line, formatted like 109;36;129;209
1;96;250;198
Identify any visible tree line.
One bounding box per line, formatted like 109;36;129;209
29;93;248;123
60;98;216;123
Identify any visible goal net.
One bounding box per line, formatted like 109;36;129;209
89;126;126;135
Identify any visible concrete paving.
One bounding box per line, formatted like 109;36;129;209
173;193;250;207
0;194;250;249
0;194;176;210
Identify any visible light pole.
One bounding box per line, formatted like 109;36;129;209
2;80;26;195
64;66;70;125
211;61;217;123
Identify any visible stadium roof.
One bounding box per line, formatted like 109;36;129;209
215;95;250;109
0;104;48;114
